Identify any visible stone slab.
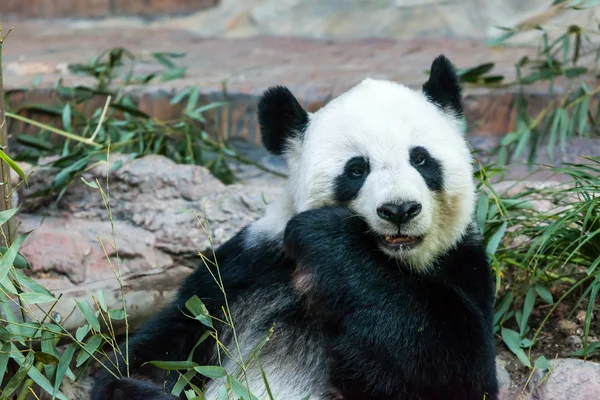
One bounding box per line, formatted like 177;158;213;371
1;20;560;143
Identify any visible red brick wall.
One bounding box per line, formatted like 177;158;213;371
1;0;220;19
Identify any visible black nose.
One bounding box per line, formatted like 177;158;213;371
377;201;422;225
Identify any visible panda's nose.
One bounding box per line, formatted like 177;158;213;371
377;201;422;226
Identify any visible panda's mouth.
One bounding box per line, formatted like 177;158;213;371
381;234;423;250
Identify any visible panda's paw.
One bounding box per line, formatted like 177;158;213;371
284;206;363;258
92;376;176;400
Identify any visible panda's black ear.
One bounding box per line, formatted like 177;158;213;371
422;55;463;117
258;86;309;155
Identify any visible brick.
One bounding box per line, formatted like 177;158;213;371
74;0;110;18
3;21;597;147
113;0;219;18
2;0;216;19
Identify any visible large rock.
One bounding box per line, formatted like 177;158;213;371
12;154;284;333
520;358;600;400
148;0;599;43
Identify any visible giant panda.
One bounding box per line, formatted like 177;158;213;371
92;55;498;400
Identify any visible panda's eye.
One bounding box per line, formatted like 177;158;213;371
410;151;428;167
349;165;366;178
345;158;369;179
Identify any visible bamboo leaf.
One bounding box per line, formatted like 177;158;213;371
501;328;532;367
75;334;103;367
193;366;227;380
0;149;27;184
20;292;56;304
0;231;32;282
1;351;35;400
520;287;536;336
52;344;76;400
75;300;101;332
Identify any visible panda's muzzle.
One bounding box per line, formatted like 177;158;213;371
375;201;424;250
377;201;422;226
382;234;423;250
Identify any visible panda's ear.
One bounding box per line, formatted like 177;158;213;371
422;55;463;117
258;86;309;155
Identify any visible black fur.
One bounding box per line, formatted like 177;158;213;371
258;86;309;155
334;156;370;202
284;206;498;400
91;228;303;400
93;58;495;400
422;55;463;117
409;146;444;191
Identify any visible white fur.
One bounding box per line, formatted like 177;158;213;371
248;78;476;272
202;287;333;400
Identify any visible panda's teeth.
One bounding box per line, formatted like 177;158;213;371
385;235;413;244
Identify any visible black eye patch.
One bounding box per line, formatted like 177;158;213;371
409;146;444;191
334;156;370;202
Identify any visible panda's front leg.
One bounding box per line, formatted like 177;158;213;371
284;206;499;400
284;206;372;319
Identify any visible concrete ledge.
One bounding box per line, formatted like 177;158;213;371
2;21;595;145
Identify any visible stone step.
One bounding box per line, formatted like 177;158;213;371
5;20;580;144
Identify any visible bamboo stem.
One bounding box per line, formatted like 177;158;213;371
0;23;14;248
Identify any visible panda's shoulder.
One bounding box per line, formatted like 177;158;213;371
176;226;290;308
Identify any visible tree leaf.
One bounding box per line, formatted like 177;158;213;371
501;328;531;367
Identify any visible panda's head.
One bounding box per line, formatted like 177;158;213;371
257;55;476;272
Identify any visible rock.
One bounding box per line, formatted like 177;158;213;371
496;356;512;398
521;358;600;400
149;0;599;44
566;335;583;348
557;320;579;336
576;310;591;325
10;154;285;334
